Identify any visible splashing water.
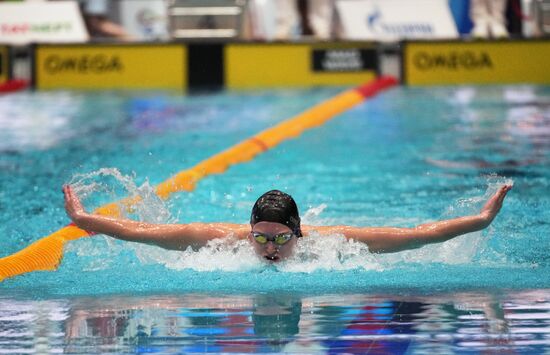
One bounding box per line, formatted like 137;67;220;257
69;168;174;224
67;168;176;267
301;203;328;224
66;169;513;273
279;233;382;273
378;174;514;266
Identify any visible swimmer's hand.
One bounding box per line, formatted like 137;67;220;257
63;185;87;223
479;184;513;226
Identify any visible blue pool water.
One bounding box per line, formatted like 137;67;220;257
0;85;549;353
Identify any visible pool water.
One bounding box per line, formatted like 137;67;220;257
0;85;549;353
2;291;549;354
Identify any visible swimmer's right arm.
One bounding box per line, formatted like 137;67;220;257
63;185;249;250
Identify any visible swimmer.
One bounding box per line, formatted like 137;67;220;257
63;185;512;262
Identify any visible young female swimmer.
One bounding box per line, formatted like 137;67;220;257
64;185;512;262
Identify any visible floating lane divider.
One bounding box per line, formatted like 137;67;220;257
0;76;398;282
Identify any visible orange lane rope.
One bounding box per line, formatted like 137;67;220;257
0;76;398;282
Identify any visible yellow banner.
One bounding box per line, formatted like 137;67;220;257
0;46;9;84
226;43;377;89
404;40;550;85
35;44;186;90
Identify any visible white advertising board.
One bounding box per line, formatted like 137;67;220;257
336;0;458;41
0;1;88;44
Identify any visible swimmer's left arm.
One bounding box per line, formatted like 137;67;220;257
304;185;512;253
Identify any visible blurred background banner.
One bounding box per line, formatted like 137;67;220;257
403;40;550;85
336;0;459;41
34;44;186;90
119;0;169;41
0;46;10;85
0;1;89;44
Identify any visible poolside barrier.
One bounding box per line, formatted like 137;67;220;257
32;42;379;90
0;76;398;282
402;39;550;85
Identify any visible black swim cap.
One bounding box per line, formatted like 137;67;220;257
250;190;302;238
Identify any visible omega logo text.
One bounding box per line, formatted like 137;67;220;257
44;54;123;74
413;51;493;70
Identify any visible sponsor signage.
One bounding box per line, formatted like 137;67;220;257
312;48;377;72
226;43;377;88
35;44;186;90
0;1;88;44
32;42;381;90
403;40;550;85
336;0;458;41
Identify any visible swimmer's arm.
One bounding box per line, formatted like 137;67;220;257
63;185;249;250
305;185;512;253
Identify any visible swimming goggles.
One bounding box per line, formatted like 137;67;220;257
252;232;294;245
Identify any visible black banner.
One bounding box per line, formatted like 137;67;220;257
312;48;377;72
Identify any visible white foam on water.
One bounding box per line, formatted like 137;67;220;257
161;237;261;271
278;233;382;273
281;203;383;272
67;169;513;273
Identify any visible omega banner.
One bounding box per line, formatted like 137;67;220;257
403;40;550;85
34;42;377;90
225;43;378;89
0;46;10;84
34;44;186;90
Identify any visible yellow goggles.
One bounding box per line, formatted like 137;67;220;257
252;232;294;245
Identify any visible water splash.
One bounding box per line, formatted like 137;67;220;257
279;233;381;273
68;168;174;224
301;203;328;225
66;168;175;268
379;175;514;266
164;237;261;271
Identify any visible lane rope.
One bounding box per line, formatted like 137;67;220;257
0;76;398;282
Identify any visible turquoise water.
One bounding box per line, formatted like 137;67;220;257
0;86;549;353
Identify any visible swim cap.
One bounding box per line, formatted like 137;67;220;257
250;190;302;238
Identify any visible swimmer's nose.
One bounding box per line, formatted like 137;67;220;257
265;241;278;253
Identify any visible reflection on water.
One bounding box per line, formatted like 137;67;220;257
1;290;549;354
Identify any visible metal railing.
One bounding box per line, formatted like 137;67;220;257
168;0;247;39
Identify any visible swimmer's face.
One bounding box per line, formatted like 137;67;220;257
249;221;297;262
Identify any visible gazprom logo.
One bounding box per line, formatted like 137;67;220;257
366;7;434;35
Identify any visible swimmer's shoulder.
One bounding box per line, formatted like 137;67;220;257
189;222;250;240
302;225;351;237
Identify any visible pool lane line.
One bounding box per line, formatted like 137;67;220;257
0;76;398;282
